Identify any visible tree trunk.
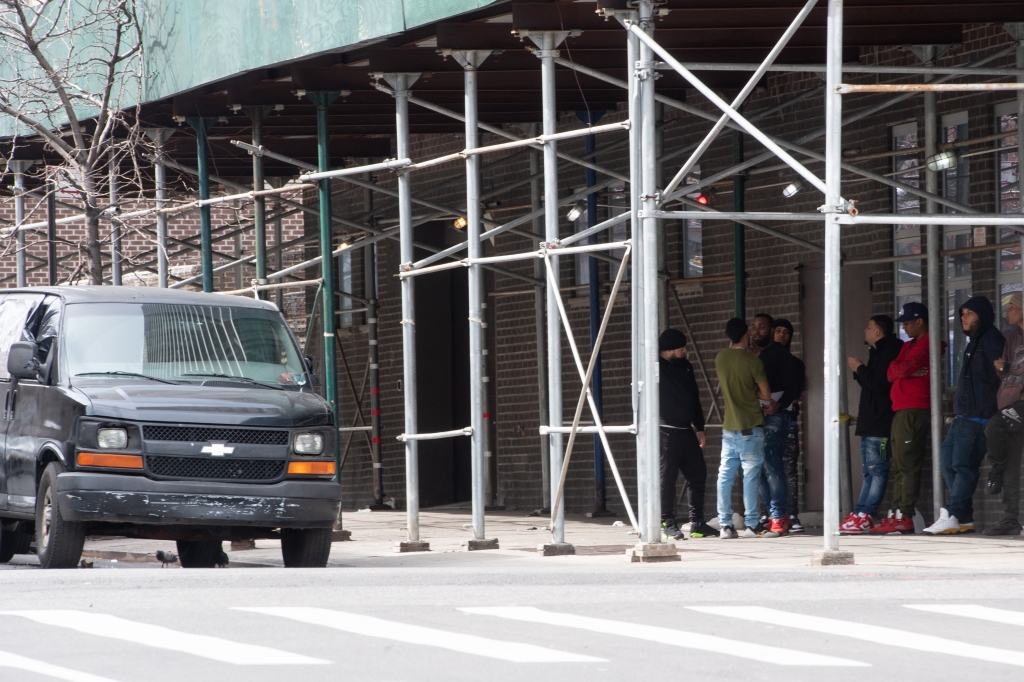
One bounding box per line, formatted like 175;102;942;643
81;175;104;285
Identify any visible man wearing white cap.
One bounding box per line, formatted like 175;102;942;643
983;291;1024;535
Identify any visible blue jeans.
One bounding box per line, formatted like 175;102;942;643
940;417;987;523
854;436;891;515
757;413;792;520
717;427;766;529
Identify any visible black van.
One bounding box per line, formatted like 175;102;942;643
0;286;341;568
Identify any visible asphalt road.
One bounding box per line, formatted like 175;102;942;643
2;559;1024;682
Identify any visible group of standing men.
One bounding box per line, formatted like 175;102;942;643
841;294;1024;536
657;292;1024;540
657;314;805;540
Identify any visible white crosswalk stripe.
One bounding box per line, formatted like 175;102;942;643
1;610;329;665
0;650;121;682
691;605;1024;667
236;606;604;663
907;604;1024;627
460;606;867;667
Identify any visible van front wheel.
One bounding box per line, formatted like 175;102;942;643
36;462;86;569
281;528;332;567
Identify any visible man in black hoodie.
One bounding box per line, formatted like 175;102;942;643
925;296;1005;535
658;329;718;539
841;314;903;534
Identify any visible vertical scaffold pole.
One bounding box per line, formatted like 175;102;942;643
390;73;430;552
10;161;32;287
364;172;385;508
625;12;647;537
309;92;341;485
536;31;569;550
145;128;172;288
923;45;944;523
109;148;122;286
250;106;269;298
1018;42;1024;378
638;2;662;546
733;131;746;319
818;0;849;563
461;52;498;549
46;180;56;286
529;124;551;512
186;117;215;292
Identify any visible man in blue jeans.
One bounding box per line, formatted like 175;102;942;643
715;318;772;538
750;314;804;537
841;314;902;534
925;296;1005;534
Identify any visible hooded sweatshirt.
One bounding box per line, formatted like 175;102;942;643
954;296;1005;419
853;333;903;437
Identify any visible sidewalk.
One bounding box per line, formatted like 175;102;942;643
71;508;1024;571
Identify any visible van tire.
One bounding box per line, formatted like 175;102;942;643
36;462;86;569
176;540;223;568
0;521;32;563
281;528;332;567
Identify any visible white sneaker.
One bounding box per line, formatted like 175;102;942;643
740;527;758;538
923;507;961;535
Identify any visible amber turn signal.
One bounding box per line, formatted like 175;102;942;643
77;452;144;469
287;460;336;475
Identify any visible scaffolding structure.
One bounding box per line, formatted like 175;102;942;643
5;1;1024;561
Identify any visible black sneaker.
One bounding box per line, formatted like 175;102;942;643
986;470;1004;496
720;525;738;539
661;522;685;541
983;518;1021;536
789;515;805;533
688;520;720;538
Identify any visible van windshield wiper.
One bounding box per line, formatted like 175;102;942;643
181;372;285;390
75;371;180;385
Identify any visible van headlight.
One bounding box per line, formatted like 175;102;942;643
293;432;324;455
97;428;128;450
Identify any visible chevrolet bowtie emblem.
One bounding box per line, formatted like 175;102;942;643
201;442;234;457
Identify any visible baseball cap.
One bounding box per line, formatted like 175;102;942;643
895;301;928;322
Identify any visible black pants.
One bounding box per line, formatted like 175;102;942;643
985;404;1024;523
660;426;707;524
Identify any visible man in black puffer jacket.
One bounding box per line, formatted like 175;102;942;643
925;296;1005;535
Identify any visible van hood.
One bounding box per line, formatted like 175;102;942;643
75;381;332;427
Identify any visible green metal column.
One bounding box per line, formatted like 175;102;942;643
732;129;746;319
247;106;270;298
187;117;216;292
309;92;341;478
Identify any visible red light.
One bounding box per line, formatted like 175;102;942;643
695;194;710;205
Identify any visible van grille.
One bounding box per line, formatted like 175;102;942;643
146;455;286;482
143;426;288;446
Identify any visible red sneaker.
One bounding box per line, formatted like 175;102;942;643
889;510;915;534
868;511;896;534
761;516;790;538
840;512;873;535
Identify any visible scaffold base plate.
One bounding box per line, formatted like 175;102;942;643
395;540;430;553
627;542;681;563
811;549;855;566
538;542;576;556
464;538;500;551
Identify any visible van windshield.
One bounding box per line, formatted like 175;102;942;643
63;302;308;389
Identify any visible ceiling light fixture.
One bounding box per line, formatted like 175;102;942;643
566;200;586;222
925;149;959;172
782;180;803;198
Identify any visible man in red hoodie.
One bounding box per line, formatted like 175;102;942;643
871;302;932;534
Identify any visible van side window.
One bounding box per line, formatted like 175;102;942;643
0;295;44;380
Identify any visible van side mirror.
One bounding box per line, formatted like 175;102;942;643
7;341;39;380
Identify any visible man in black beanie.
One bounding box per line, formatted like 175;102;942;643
659;329;718;539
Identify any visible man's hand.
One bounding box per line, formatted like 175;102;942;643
995;358;1006;373
764;400;780;416
696;431;706;448
847;356;864;372
911;367;928;378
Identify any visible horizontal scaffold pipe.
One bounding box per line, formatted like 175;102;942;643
644;210;826;222
403;121;631;172
839;82;1024;93
838;213;1024;226
656;62;1024;77
540;425;636;435
400;240;632;279
397;427;473;442
299;158;413;183
375;82;630;184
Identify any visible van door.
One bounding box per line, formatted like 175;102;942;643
0;294;47;516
